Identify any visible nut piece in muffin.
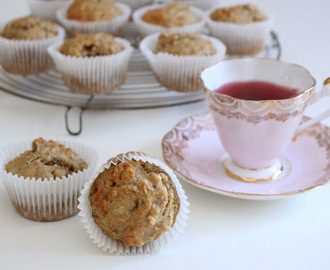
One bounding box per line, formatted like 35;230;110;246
59;32;124;57
156;32;216;56
1;16;58;40
67;0;122;21
142;3;199;27
210;4;267;24
5;137;88;180
89;158;180;247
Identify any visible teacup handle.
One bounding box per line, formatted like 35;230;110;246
295;78;330;135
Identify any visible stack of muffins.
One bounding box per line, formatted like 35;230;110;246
0;0;273;94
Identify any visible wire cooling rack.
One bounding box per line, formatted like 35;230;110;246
0;21;281;135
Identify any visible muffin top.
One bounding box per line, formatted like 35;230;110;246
1;16;58;40
142;3;199;28
5;138;88;180
89;157;180;247
67;0;122;21
210;4;267;24
156;32;216;56
59;32;124;57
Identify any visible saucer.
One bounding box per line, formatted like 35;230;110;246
162;112;330;200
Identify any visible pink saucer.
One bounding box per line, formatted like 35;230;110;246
162;112;330;199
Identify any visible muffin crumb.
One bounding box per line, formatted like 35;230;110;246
1;16;58;40
210;4;267;24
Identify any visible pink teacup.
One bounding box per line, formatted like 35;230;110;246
201;58;330;182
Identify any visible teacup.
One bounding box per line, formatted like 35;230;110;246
201;58;330;182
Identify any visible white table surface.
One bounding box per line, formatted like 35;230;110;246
0;1;330;269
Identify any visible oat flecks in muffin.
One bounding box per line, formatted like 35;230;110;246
142;3;199;28
59;32;124;57
89;159;180;247
156;32;216;56
67;0;122;22
210;4;267;24
5;138;88;180
1;16;58;40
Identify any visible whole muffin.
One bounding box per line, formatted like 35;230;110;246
1;138;98;222
48;32;133;95
67;0;122;21
156;32;216;56
89;158;180;247
78;151;189;254
141;3;199;27
133;3;206;37
0;16;64;75
207;4;271;56
140;32;226;92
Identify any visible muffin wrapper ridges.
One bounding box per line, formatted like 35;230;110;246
78;151;190;255
48;38;133;95
56;3;131;36
206;2;273;56
139;32;226;92
0;25;65;75
117;0;154;11
0;139;98;222
164;0;219;11
133;4;206;37
27;0;73;22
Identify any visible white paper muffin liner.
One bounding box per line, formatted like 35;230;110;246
27;0;73;22
206;3;273;55
78;151;189;255
56;2;131;36
0;24;65;75
140;32;226;92
117;0;154;11
164;0;219;11
0;139;98;222
132;4;206;37
48;38;133;95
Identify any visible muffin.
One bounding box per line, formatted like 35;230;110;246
133;3;206;37
116;0;154;11
140;32;226;92
0;138;98;222
207;4;272;55
78;152;189;254
27;0;72;21
165;0;218;11
48;32;133;95
57;0;131;36
0;16;65;75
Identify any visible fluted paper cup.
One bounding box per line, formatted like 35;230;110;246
117;0;154;11
0;24;65;75
56;2;131;36
140;32;226;92
133;4;206;37
0;139;98;222
27;0;73;22
48;38;133;95
78;151;189;255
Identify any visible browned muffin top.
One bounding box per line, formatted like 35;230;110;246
59;32;123;57
89;158;180;247
5;138;88;180
142;3;199;28
1;16;58;40
156;32;216;56
210;4;267;24
67;0;122;21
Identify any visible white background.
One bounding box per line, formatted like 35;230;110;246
0;0;330;269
